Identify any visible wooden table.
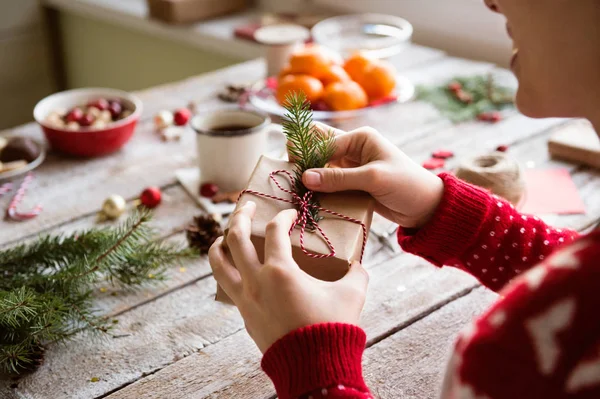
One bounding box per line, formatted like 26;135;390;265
2;45;599;399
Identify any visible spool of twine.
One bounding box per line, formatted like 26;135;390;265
455;152;525;206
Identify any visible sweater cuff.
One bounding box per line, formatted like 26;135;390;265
261;323;368;399
398;173;492;266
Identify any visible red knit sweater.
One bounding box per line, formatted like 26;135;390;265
261;173;600;399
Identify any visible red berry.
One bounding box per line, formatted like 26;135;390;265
422;158;446;170
108;101;122;120
200;183;219;198
173;108;191;126
448;82;462;92
140;187;162;208
311;100;328;111
496;145;508;152
79;114;95;127
88;98;109;111
66;107;84;123
432;150;454;159
489;111;502;123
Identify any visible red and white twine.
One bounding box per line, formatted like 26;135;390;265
6;173;42;221
239;170;368;263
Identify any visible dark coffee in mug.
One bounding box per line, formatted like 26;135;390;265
211;124;252;132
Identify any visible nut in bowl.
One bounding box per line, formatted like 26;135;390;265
34;88;143;157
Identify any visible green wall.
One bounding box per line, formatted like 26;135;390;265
59;11;241;91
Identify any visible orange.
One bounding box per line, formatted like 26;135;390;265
360;61;397;100
320;65;351;87
288;46;331;78
343;52;376;84
323;81;368;111
278;64;294;79
276;74;324;105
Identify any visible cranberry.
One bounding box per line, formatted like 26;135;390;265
496;145;509;152
422;158;446;170
200;183;219;198
140;187;162;208
108;101;122;120
448;82;462;92
173;108;191;126
79;114;95;127
66;107;84;123
432;150;454;159
88;98;109;111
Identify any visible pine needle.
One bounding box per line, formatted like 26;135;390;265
282;92;336;225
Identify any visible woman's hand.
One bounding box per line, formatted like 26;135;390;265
300;124;445;228
209;201;369;353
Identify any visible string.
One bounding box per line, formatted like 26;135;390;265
239;170;368;263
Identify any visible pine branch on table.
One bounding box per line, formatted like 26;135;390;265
0;209;198;375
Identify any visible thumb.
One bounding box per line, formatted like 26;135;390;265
340;261;369;292
303;166;370;193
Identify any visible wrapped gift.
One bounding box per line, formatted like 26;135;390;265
216;155;375;304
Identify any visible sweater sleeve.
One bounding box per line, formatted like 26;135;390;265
440;232;600;398
398;173;579;292
261;323;372;399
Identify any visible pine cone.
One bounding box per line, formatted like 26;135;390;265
186;214;223;254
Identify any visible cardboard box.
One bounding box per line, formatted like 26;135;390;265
216;156;375;304
147;0;247;24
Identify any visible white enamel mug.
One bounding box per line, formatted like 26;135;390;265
192;109;271;192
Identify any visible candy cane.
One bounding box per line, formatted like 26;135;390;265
6;173;42;221
0;182;12;197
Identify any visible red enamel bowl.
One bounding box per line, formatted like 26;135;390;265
33;88;143;157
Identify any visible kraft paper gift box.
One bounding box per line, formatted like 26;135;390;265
216;155;375;304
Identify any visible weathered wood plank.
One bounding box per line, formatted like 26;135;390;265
96;254;478;399
363;288;496;399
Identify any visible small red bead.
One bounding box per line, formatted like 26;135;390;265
173;108;192;126
423;158;446;170
140;187;162;208
489;111;502;123
448;82;462;92
432;150;454;159
88;98;109;111
66;107;84;123
79;114;95;127
496;145;509;152
108;101;123;120
200;183;219;198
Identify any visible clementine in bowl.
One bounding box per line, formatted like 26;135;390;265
320;65;351;87
343;52;375;84
360;61;397;100
323;81;368;111
288;46;331;78
276;75;324;105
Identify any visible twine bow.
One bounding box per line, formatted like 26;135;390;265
239;170;367;263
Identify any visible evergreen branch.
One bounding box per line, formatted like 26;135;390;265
0;209;197;375
416;74;515;123
282;92;336;226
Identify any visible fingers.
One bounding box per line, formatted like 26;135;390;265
209;237;241;300
339;261;369;293
226;201;260;277
302;164;375;193
264;209;298;265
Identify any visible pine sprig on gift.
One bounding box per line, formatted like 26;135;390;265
282;92;336;225
0;209;197;375
416;74;515;123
